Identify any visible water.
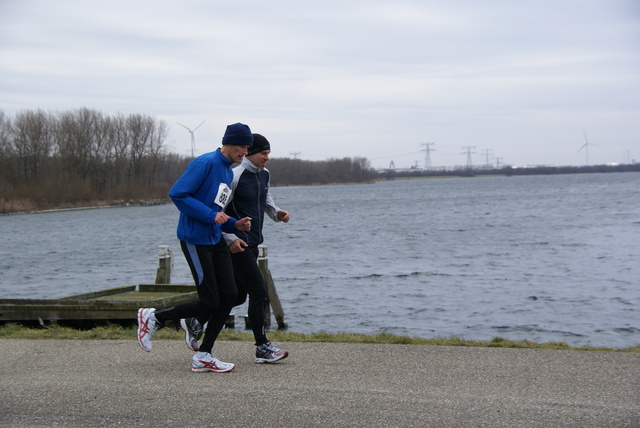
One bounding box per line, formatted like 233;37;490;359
1;173;638;348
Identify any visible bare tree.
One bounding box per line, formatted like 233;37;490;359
55;108;94;180
11;109;53;181
126;113;154;181
146;118;169;185
0;110;16;192
109;113;131;188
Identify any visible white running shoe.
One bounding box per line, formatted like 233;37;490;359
255;341;289;363
137;308;158;352
180;318;203;352
191;353;235;373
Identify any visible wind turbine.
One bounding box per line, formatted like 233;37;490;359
577;130;600;166
177;120;206;157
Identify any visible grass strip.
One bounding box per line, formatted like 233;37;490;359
1;323;637;352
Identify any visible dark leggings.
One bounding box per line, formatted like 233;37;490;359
231;245;268;345
155;240;237;354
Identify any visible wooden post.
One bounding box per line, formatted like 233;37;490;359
155;245;172;285
258;245;288;329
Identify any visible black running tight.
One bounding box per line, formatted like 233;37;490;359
154;240;237;354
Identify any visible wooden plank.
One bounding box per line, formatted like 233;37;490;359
258;246;287;330
61;285;137;300
0;286;199;323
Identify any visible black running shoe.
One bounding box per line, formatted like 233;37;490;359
180;318;203;352
255;341;289;363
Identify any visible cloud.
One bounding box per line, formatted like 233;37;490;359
1;0;638;168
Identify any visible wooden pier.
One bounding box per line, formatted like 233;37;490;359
0;245;286;330
0;284;197;327
256;245;287;330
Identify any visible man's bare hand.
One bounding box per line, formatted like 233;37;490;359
235;216;251;231
229;238;248;253
214;212;230;224
277;210;290;223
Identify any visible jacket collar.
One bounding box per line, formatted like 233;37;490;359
240;156;260;173
215;148;233;167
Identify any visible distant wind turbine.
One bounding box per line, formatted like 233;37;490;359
577;130;600;166
177;120;206;157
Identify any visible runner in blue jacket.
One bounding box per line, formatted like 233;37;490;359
181;134;291;363
136;123;253;374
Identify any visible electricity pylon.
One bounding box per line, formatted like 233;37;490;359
420;142;435;170
462;146;477;168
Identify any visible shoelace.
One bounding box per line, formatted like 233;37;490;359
139;317;151;337
260;344;278;354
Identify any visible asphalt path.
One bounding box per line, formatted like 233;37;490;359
0;339;638;427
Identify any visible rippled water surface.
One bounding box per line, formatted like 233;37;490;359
1;173;638;348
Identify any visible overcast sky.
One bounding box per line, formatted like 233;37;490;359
1;1;638;169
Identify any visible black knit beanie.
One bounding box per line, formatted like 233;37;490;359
247;134;271;156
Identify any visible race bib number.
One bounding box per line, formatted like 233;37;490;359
214;183;231;209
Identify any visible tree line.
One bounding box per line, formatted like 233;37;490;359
383;163;640;180
8;107;629;214
0;108;189;212
268;156;376;186
0;108;376;213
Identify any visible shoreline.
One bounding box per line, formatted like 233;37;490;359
4;169;639;215
0;199;168;216
1;324;638;353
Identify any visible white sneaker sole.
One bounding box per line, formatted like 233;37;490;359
191;364;235;373
255;351;289;364
180;319;199;352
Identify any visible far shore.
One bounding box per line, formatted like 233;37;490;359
4;168;638;215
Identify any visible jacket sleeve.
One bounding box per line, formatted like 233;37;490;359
169;159;218;225
265;173;281;222
220;164;243;232
221;218;237;233
265;190;281;222
222;231;238;245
